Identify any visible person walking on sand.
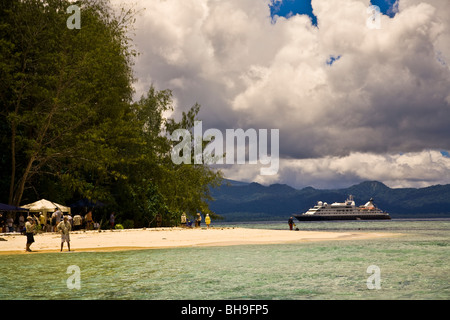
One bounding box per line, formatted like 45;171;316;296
205;214;211;229
25;216;36;252
57;215;72;252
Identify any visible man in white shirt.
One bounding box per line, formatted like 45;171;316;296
73;214;82;231
51;208;62;232
57;215;72;252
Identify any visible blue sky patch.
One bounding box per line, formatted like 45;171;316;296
326;55;341;66
269;0;317;26
370;0;399;18
269;0;399;25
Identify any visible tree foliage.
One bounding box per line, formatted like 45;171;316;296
0;0;222;227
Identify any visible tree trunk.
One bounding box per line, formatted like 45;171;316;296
8;120;16;205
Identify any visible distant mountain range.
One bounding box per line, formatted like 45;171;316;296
208;180;450;221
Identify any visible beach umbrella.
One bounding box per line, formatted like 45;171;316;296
21;199;71;219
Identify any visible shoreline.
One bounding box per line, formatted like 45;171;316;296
0;227;402;255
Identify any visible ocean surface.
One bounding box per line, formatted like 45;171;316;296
0;219;448;300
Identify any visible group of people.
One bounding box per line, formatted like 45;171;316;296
24;212;72;252
180;212;211;228
48;208;98;232
8;210;216;252
0;208;99;234
0;208;114;253
0;212;28;233
22;210;115;253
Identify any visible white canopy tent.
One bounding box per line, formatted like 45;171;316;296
21;199;71;219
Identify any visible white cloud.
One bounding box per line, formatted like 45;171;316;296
221;150;450;189
112;0;450;188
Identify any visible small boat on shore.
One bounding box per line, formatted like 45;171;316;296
293;195;391;221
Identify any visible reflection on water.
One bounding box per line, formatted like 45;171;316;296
1;220;449;300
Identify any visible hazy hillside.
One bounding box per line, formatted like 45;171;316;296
209;180;450;221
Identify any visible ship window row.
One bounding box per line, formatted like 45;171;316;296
323;210;354;214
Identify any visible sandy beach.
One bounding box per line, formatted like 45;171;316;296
0;227;401;255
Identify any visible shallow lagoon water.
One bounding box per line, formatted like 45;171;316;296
1;220;448;300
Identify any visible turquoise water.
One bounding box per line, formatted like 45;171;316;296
1;220;449;300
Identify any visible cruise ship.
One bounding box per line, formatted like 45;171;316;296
293;195;391;221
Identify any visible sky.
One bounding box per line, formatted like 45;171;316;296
111;0;450;190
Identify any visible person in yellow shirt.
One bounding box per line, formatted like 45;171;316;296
39;212;46;232
205;214;211;229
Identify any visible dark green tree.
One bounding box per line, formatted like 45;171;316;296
0;0;223;227
1;0;135;205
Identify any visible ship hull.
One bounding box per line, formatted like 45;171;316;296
293;214;391;221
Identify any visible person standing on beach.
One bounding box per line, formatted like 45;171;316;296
196;213;202;228
288;217;294;230
39;212;46;232
85;210;93;230
47;214;53;232
19;214;25;233
73;213;82;231
181;212;187;228
67;213;73;228
51;208;62;232
109;212;115;230
6;215;14;232
57;215;71;252
205;214;211;229
25;216;36;252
